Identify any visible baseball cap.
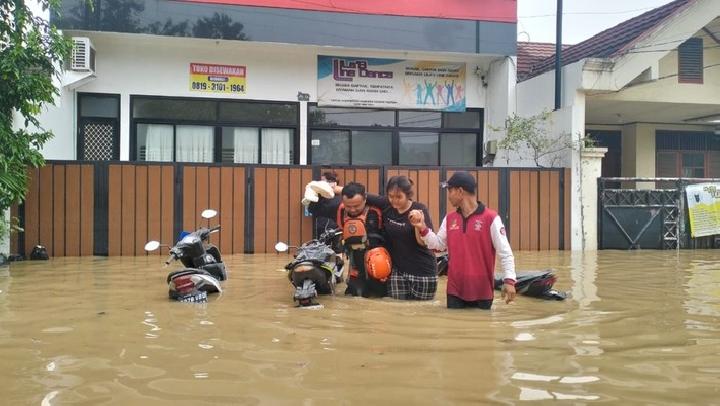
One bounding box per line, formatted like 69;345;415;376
440;171;476;194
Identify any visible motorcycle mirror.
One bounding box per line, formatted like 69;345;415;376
274;242;289;252
144;241;161;251
201;209;218;219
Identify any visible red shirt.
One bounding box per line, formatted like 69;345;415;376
422;203;516;301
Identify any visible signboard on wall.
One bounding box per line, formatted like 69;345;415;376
189;63;246;94
317;55;466;112
686;183;720;237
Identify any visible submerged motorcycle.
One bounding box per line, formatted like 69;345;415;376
436;254;567;300
145;209;227;303
275;229;344;307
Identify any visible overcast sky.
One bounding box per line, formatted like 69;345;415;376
518;0;676;44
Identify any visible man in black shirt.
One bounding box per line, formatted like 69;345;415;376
308;182;387;298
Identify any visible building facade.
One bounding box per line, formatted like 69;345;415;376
36;0;518;167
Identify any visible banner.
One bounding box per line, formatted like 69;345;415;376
317;56;465;112
189;63;246;94
685;183;720;237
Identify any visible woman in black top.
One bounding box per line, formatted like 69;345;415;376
366;176;438;300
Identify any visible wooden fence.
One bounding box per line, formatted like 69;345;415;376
11;162;570;256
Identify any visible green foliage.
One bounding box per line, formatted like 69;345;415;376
492;110;572;167
581;132;599;149
0;0;71;217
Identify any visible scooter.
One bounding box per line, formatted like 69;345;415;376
436;254;568;300
275;228;344;307
145;209;227;303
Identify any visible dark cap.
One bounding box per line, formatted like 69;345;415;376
440;171;476;193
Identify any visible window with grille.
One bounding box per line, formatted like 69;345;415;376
78;93;120;160
678;37;703;84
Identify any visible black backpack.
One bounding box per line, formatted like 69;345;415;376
30;245;49;260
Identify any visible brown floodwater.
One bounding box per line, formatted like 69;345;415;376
2;250;720;405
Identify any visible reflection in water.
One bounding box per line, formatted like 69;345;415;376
2;251;720;403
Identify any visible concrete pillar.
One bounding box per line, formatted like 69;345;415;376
580;147;607;250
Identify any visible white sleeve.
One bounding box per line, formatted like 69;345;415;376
421;216;447;252
490;216;516;282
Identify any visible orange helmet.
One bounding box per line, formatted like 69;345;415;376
364;247;392;282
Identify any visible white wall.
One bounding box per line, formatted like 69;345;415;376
484;56;516;162
41;31;501;161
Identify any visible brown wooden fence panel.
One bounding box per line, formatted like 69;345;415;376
509;169;566;251
161;166;174;248
208;167;221;247
539;171;551;250
564;168;571;250
219;167;234;254
134;166;148;256
549;171;561;250
38;165;54;256
147;166;162;256
107;164;174;256
80;165;94;256
52;165;65;256
16;164;93;257
120;165;136;256
253;168;267;253
23;168;40;257
64;165;81;256
288;168;303;248
182;166;197;238
300;169;313;243
232;167;246;253
253;167;313;253
509;170;521;249
11;163;571;257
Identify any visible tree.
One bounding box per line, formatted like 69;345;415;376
192;12;248;41
492;111;573;168
0;0;71;244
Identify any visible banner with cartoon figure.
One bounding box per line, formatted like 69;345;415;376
685;183;720;237
317;56;466;112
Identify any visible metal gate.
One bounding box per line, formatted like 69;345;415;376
599;177;719;250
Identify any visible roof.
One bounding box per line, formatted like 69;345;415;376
517;42;570;80
522;0;693;81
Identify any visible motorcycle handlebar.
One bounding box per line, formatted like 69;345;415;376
210;225;221;233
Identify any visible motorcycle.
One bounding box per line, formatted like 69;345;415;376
275;228;344;307
436;254;568;301
145;209;227;303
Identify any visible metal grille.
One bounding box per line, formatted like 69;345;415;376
82;122;116;160
600;187;680;249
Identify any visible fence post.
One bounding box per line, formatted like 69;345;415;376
580;147;607;250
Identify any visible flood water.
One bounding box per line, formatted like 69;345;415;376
2;250;720;405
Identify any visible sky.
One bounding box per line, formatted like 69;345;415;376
518;0;677;44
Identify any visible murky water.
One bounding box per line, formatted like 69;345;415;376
2;250;720;405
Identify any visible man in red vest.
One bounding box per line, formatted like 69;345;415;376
409;171;516;309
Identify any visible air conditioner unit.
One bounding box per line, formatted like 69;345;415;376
71;37;96;72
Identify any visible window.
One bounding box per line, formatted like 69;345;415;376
678;37;703;84
399;132;438;165
655;131;720;178
132;97;298;163
308;105;483;166
78;93;120;160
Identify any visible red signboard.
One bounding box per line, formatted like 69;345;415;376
176;0;517;23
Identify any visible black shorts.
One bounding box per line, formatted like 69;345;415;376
447;294;493;309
